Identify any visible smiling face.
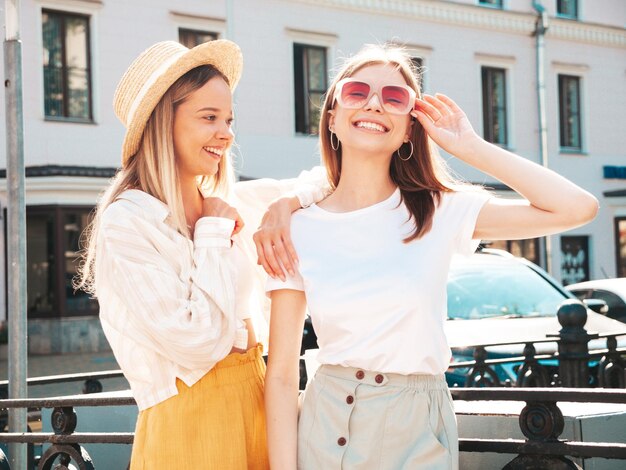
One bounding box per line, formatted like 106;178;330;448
328;63;413;159
172;76;234;181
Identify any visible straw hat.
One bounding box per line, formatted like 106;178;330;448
113;39;243;165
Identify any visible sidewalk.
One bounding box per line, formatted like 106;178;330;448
0;350;129;398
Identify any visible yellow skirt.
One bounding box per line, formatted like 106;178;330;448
130;345;269;470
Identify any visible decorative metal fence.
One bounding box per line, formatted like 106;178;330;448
0;299;623;468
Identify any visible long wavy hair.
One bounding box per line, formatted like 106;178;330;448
319;44;465;242
76;65;235;295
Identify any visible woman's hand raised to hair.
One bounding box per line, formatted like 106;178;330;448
202;197;245;235
411;94;481;158
253;196;302;281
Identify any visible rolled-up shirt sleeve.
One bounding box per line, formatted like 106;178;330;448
97;207;238;371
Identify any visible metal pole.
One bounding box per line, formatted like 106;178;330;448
4;0;28;468
225;0;234;40
532;1;551;274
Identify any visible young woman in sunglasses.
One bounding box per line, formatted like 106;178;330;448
263;44;598;469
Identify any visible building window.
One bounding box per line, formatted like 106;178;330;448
560;235;589;286
616;217;626;278
479;0;503;8
179;28;218;48
557;0;578;19
26;206;98;318
294;43;327;135
487;239;540;265
42;10;92;121
481;67;508;146
558;75;582;151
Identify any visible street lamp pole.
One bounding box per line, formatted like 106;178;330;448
533;0;551;274
4;0;28;467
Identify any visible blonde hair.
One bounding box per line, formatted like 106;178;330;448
76;65;234;295
319;44;465;242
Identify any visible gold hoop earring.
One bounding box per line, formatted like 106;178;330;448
397;141;414;161
330;131;340;151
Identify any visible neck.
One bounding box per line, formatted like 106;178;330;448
179;175;202;228
324;148;397;211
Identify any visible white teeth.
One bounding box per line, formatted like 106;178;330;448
355;121;387;132
203;146;224;156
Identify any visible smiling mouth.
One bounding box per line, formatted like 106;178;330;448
353;121;389;132
203;146;224;159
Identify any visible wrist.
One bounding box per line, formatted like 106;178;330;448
275;195;302;212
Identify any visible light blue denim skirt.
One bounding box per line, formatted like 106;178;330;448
297;364;458;470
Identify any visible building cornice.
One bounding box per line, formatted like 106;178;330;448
290;0;626;48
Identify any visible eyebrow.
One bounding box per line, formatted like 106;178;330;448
196;107;221;113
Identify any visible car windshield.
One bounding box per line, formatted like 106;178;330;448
447;255;568;320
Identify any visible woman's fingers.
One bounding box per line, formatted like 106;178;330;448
253;230;289;281
435;93;463;114
231;210;245;235
253;235;275;278
263;240;286;281
415;98;442;122
272;237;296;277
422;94;452;117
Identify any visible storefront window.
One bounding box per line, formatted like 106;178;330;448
23;206;98;317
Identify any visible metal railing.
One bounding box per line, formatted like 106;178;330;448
0;387;624;468
0;299;623;468
447;300;626;389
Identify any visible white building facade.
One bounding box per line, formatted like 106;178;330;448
1;0;625;352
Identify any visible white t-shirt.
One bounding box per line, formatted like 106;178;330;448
266;187;491;375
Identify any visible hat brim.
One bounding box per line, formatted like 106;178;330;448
121;39;242;165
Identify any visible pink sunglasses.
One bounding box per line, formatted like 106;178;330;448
333;78;417;115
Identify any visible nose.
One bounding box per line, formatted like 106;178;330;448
363;92;383;113
216;121;235;141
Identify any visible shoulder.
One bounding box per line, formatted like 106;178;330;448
101;190;169;229
439;186;492;207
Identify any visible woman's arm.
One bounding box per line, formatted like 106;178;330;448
265;289;307;470
97;202;239;370
234;166;332;279
413;94;598;240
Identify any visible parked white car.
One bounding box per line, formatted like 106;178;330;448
566;278;626;323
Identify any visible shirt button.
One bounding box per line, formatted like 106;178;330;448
346;395;354;405
355;370;365;380
375;374;384;384
338;437;347;446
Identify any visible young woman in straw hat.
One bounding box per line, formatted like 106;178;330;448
77;39;328;469
264;44;598;469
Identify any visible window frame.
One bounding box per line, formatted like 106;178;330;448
23;205;98;319
293;43;328;136
178;28;218;48
558;74;583;152
615;217;626;278
41;8;94;123
556;0;579;20
478;0;504;9
560;235;590;286
481;66;509;147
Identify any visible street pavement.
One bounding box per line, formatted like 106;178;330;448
0;350;129;399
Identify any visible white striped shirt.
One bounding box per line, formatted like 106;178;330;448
96;168;330;410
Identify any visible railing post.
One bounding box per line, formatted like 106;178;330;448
598;336;626;388
548;300;598;388
516;343;550;387
38;407;95;470
465;346;501;387
503;400;581;469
